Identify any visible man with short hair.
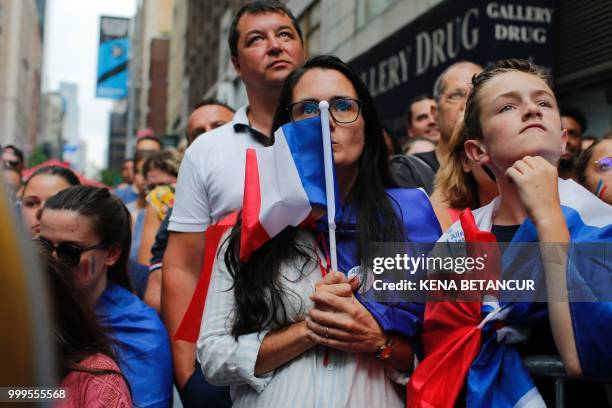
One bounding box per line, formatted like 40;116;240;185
116;136;162;204
391;61;483;193
115;158;139;205
136;135;163;152
406;95;440;142
431;61;483;167
558;107;587;180
117;159;134;189
162;2;305;406
186;99;235;145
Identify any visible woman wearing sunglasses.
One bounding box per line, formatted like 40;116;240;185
576;136;612;205
41;253;132;407
197;56;441;407
37;185;173;408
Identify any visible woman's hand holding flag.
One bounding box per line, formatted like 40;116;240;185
307;271;387;353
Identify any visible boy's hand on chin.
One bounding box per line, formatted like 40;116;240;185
506;155;563;225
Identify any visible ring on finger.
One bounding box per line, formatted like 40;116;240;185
325;326;330;338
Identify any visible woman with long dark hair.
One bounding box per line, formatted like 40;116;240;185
41;253;132;407
198;56;441;407
37;185;173;408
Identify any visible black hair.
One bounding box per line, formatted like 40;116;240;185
22;165;80;198
229;1;303;59
560;107;587;134
193;98;235;113
225;55;405;338
383;126;401;156
407;94;433;125
43;186;133;292
3;145;24;164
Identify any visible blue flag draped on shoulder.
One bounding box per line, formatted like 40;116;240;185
409;179;612;408
96;283;173;407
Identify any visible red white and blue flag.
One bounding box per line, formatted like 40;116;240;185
240;116;339;261
408;179;612;407
174;116;339;342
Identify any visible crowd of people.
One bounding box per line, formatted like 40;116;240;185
1;0;611;407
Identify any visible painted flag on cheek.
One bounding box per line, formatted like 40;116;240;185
240;116;339;261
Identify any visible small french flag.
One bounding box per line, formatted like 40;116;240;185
240;116;339;261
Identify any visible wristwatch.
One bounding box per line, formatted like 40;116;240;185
375;335;394;360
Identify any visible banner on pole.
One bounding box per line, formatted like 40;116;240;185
96;16;130;99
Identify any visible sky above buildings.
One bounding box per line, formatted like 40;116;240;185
43;0;136;172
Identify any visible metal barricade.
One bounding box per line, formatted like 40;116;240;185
523;355;612;408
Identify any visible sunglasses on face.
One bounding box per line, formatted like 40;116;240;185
3;160;20;169
34;237;109;267
595;157;611;173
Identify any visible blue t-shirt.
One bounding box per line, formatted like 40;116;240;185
115;185;139;205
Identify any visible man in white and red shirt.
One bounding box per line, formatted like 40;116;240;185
161;2;305;406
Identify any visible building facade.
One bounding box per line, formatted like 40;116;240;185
185;0;250;111
128;0;173;146
39;91;64;159
108;99;128;172
287;0;612;139
58;82;86;171
555;0;612;138
0;0;43;152
163;0;611;140
166;0;189;136
147;38;170;135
